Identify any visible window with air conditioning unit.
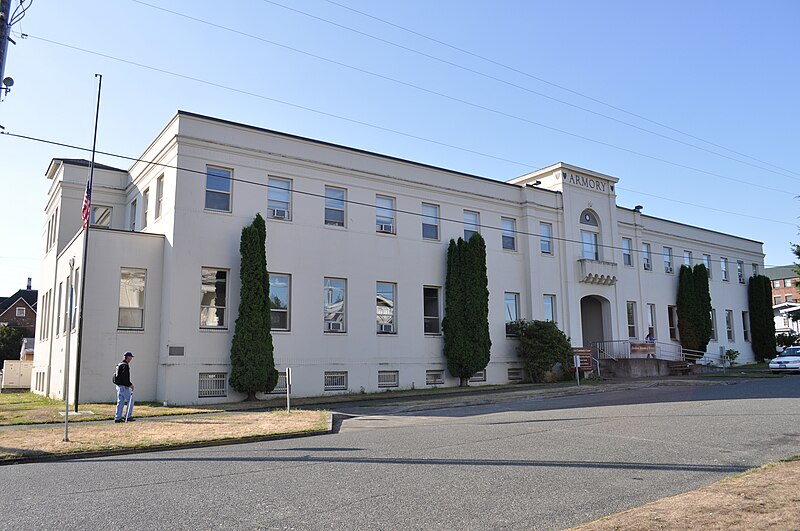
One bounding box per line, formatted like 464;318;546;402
268;177;292;220
378;323;394;334
376;195;395;234
643;262;652;271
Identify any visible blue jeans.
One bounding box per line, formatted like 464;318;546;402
115;385;134;420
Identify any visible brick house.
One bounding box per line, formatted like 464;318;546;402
0;279;38;334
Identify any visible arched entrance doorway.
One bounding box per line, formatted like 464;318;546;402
580;295;611;347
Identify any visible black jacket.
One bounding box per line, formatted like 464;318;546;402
115;361;132;387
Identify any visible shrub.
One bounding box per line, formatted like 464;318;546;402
723;348;740;366
512;320;572;383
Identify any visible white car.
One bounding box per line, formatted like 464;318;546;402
769;346;800;374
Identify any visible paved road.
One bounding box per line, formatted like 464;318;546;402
1;377;798;530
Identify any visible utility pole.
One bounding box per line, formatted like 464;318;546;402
0;0;14;100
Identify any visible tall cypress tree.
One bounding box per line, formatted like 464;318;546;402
230;214;278;399
693;264;713;352
676;265;701;351
748;275;776;362
443;234;491;385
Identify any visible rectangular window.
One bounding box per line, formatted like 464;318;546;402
421;203;439;240
720;258;729;281
205;166;232;212
423;286;441;334
540;223;553;254
16;307;25;317
504;292;519;336
501;217;517;251
668;305;679;341
581;231;598;260
376;195;395;234
376;282;396;334
198;372;227;398
626;301;637;338
324;371;348;391
725;309;734;342
703;254;712;278
773;280;780;289
751;263;759;276
324;277;346;332
72;269;79;330
200;268;228;328
142;189;150;229
56;283;62;336
118;268;146;329
742;311;750;342
91;206;112;228
324;186;346;227
737;261;745;283
155;175;164;219
129;199;137;231
543;294;556;323
647;303;656;340
785;279;793;288
63;279;70;334
683;250;692;266
774;296;782;304
463;210;479;240
269;274;290;330
268;177;292;220
663;247;673;273
710;309;718;341
642;243;652;270
622;238;632;266
787;295;794;303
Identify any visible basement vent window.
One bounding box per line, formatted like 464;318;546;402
469;370;487;383
426;370;444;386
168;346;185;356
507;368;524;382
270;372;288;394
378;370;399;388
198;372;227;398
324;371;348;391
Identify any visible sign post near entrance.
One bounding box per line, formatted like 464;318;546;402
572;347;593;386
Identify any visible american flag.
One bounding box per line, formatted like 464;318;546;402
81;179;92;228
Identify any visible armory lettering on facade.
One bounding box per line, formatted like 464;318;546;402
566;173;607;193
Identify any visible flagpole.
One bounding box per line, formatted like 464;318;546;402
73;73;102;412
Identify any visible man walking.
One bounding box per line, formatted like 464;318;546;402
113;351;135;423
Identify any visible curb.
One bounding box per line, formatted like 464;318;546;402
0;412;335;466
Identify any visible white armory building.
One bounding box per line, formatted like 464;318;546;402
33;111;764;405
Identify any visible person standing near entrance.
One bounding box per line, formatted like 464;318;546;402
113;351;135;423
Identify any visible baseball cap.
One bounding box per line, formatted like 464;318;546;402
123;351;134;358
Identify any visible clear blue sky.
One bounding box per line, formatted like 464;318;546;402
1;0;798;295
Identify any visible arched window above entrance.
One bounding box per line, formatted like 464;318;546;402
580;209;599;227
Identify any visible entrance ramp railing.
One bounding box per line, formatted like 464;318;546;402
592;340;704;362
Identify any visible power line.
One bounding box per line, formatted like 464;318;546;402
318;0;800;179
23;33;796;197
255;0;800;181
1;129;788;265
